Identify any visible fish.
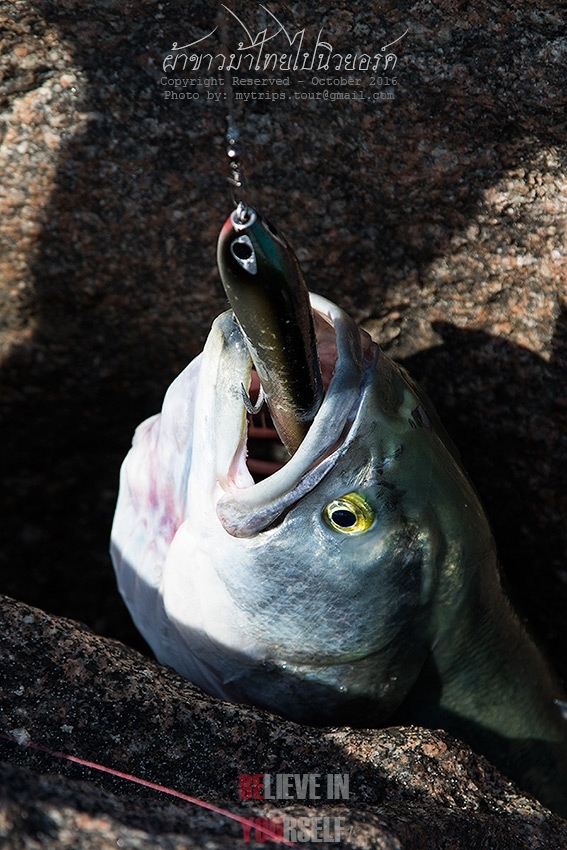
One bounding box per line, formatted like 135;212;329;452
110;213;567;818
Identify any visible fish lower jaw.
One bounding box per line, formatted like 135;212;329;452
270;643;398;673
217;652;409;728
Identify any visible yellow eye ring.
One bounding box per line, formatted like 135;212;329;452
322;492;375;535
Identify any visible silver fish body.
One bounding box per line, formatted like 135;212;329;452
111;294;567;816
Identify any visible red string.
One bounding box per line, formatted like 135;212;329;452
0;731;296;846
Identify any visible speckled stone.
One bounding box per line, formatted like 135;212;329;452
1;596;567;849
0;0;566;844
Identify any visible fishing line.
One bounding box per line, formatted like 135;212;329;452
0;731;297;846
218;0;248;212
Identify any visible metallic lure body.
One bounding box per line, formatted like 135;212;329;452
111;221;567;818
217;204;323;455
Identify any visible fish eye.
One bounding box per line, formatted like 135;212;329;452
322;492;375;535
230;235;257;274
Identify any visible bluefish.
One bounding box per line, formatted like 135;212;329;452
111;214;567;818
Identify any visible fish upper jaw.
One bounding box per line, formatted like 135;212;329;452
206;294;376;538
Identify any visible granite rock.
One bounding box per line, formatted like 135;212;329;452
0;0;566;846
1;596;567;849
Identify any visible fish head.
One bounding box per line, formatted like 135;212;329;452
113;293;494;726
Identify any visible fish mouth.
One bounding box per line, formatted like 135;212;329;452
211;293;377;538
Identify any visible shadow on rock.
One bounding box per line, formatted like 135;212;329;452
0;3;565;670
398;306;567;683
1;596;566;848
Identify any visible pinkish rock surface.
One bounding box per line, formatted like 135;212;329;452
1;596;566;849
0;1;566;846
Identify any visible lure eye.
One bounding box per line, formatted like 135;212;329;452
322;492;375;535
230;235;257;274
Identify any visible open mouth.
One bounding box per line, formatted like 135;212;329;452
214;295;376;538
213;203;379;536
245;310;341;482
246;402;286;481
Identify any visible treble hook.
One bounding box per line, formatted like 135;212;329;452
240;381;265;415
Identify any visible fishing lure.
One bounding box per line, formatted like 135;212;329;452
217;201;323;456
